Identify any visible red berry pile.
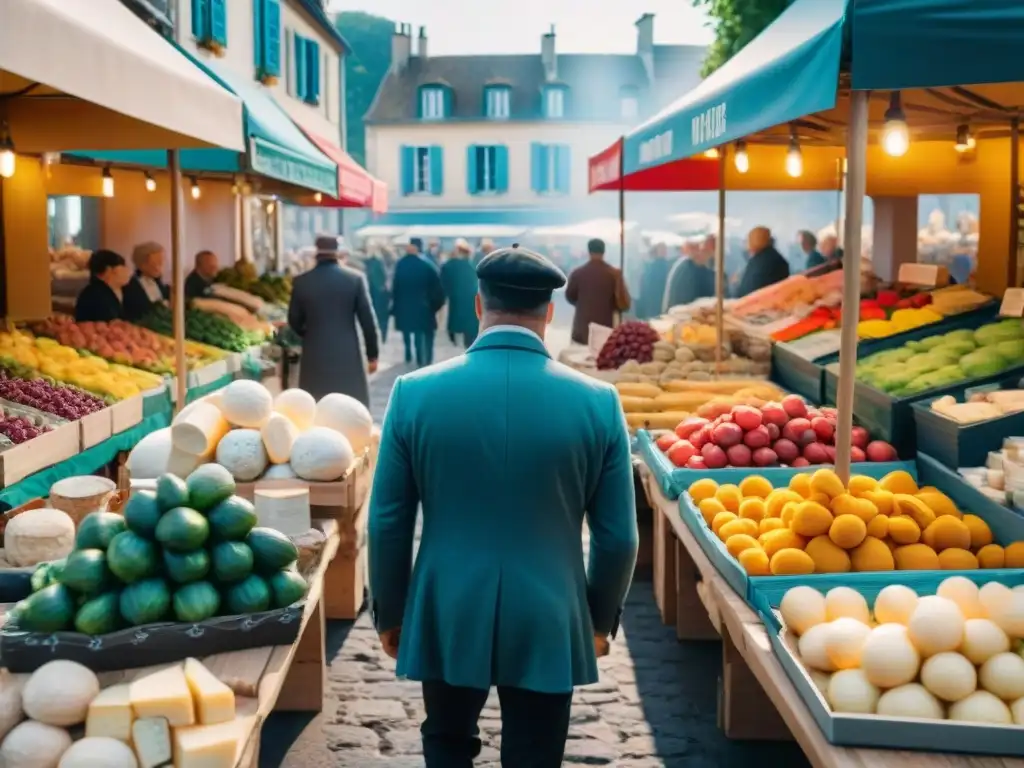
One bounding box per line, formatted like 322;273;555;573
596;321;661;370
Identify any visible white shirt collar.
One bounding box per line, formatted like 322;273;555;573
480;324;543;344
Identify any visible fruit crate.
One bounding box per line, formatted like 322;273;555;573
770;343;827;404
109;394;143;434
0;421;80;488
78;409;113;450
186;359;229;389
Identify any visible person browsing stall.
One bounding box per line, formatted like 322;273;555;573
184;250;220;300
75;249;131;323
123;241;169;321
390;235;445;367
565;237;631;345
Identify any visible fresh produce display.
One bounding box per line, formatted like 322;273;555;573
617;379;785;432
138;304;267;353
729;270;846;327
686;468;1024;575
931;388;1024;424
657;395;898;469
0;368;106;420
0;656;244;767
856;320;1024;396
960;444;1021;507
596;321;661;369
217;260;292;304
8;465;307;636
777;578;1024;724
0;412;51;445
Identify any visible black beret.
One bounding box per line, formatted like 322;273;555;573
476;243;566;292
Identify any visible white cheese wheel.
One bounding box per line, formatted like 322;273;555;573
215;429;268;481
314;393;373;454
260;413;299;465
23;660;100;727
126;428;174;479
171;402;230;457
4;508;76;567
0;670;26;742
262;463;297;480
219;380;273;428
0;721;72;768
58;737;138;768
273;389;316;431
290;427;355;481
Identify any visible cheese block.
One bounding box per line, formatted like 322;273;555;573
86;683;133;742
254;488;311;537
260;413;298;464
132;717;172;768
173;720;244;768
130;666;195;727
183;658;235;725
171;402;230;457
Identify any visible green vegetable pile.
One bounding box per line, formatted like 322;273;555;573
216;262;292;304
11;464;308;635
138;305;265;353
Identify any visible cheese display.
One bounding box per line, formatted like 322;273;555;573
86;685;132;741
183;658;234;725
313;393;373;454
21;660;99;726
58;737;138;768
129;666;195;727
173;719;244;767
131;718;171;768
0;720;73;768
4;508;76;567
931;389;1024;424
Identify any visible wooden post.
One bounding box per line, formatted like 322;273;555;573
674;537;718;641
168;150;187;412
276;598;326;711
718;625;791;741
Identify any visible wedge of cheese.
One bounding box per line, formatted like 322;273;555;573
132;717;172;768
183;658;235;725
130;665;195;727
86;683;133;742
172;401;230;456
173;720;244;768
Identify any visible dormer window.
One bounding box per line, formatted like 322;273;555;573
543;85;566;119
620;86;639;119
484;85;511;119
419;85;450;120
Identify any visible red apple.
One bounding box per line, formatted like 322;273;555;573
726;444;752;467
686;456;708;470
850;426;870;450
824;445;837;462
760;403;788;427
712;422;744;448
782;394;808;420
675;417;709;440
765;423;781;441
803;443;829;464
772;438;800;464
866;440;897;462
850;446;866;463
667;440;698;467
752;447;779;467
732;405;763;431
791;457;810;467
811;417;834;442
743;425;771;450
702;443;728;469
656;433;679;452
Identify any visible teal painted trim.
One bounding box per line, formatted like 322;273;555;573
466;145;478;194
250;136;337;196
185;373;235;403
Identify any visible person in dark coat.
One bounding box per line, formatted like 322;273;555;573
184;250;220;300
391;236;446;367
287;236;380;406
635;244;671;318
799;230;825;271
440;239;479;347
664;236;715;310
75;249;131;323
363;247;391;344
123;241;170;321
472;238;494;269
565;238;631;345
736;227;791;298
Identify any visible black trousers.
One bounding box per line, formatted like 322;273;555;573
421;681;572;767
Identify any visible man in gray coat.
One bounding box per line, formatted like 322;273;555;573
288;235;380;406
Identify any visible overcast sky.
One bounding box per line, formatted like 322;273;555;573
327;0;713;55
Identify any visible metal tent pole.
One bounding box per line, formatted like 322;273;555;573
169;150;187;412
715;147;726;377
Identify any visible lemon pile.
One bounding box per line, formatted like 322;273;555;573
688;469;1024;576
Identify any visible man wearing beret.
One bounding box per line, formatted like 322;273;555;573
368;245;639;767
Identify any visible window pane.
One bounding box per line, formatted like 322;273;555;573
621;97;638;118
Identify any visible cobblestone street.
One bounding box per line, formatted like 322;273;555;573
260;330;808;767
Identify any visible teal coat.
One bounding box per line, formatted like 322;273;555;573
439;257;479;337
368;329;639;694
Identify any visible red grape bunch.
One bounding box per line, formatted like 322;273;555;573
596;321;661;370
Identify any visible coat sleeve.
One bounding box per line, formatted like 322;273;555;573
121;279;147;323
354;274;380;362
565;269;579;305
287;281;306;338
367;379;420;632
427;263;446;313
584;388;639;637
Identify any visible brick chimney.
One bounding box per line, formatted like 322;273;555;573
636;13;655;80
418;26;428;59
391;23;411;72
541;25;557;81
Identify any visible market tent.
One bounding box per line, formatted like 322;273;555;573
1;0;243;151
587;137;720;193
404;225;526;240
296;128;389;213
532;219;638;240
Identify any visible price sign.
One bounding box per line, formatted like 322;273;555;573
898;263;950;287
588;323;614;355
1000;288;1024;317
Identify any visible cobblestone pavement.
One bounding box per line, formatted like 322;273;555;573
259;330;809;767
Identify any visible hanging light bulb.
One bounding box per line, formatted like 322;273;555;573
101;166;115;198
230;175;240;195
785;132;803;178
0;121;15;179
266;198;276;214
313;192;323;203
190;177;201;200
144;173;157;192
703;147;720;159
881;91;909;157
734;141;750;174
954;124;976;153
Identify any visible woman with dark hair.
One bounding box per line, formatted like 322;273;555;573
75;249;131;322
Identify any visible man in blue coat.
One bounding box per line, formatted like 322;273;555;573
390;236;445;367
368;244;639;767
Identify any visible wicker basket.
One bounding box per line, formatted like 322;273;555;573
48;476;118;526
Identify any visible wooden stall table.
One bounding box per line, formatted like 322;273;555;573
639;471;1024;768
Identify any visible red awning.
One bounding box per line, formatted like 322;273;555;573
300;128;388;213
588;137;721;193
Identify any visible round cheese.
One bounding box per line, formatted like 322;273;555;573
219;381;273;428
0;720;73;768
314;393;373;454
4;508;76;567
215;429;268;481
58;737;138;768
290;427;355;482
260;414;299;465
23;660;100;727
171;402;230;457
126;428;174;479
274;389;316;431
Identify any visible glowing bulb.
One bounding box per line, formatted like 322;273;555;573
102;168;115;198
954;124;975;153
0;148;14;179
313;192;323;203
785;143;802;178
734;141;749;174
703;147;720;159
190;178;201;200
144;173;156;192
266;201;276;214
881;91;909;157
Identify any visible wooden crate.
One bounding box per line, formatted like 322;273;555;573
187;360;229;389
110;395;143;434
0;422;80;487
79;408;113;450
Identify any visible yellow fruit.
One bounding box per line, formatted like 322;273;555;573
831;493;877;523
780;502;800;527
716;484;742;512
829;514;868;549
698;498;727;526
760;528;807;558
851;536;895;571
977;544;1006;569
938;548;979;570
848;475;878;497
808;492;833;507
888;516;922;545
792;501;834;538
926;517;972;552
738;498;767;522
726;534;761;559
893;544;940;571
738;548;771;576
719;518;758;541
879;470;919;496
963;515;994;550
866;515;889;539
809;469;845;499
789;473;812;498
1005;542;1024;568
689;478;719;504
916;491;961;519
712;512;738;537
893;494;936;529
759;518;786;535
739;475;773;499
862;489;895;516
805;536;852;573
770;548;815;575
765;489;801;518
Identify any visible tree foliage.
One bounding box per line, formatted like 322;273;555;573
692;0;791;76
334;11;395;167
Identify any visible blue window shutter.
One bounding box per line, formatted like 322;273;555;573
466;145;478;195
191;0;209;39
294;37;307;101
495;146;509;193
252;0;263;72
416;88;425;119
209;0;227;46
306;40;321;103
556;145;571;194
530;143;542;192
263;0;281;77
429;146;444;195
400;146;414;196
443;88;452;118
